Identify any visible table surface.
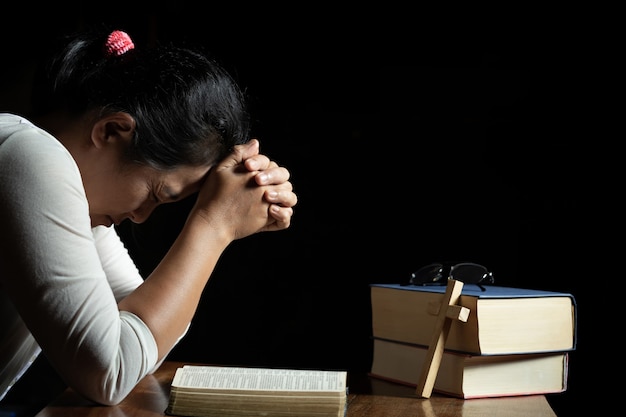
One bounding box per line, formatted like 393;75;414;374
35;361;558;417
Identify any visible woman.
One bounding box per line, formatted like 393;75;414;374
0;27;297;410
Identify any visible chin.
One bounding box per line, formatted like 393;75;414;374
91;216;114;228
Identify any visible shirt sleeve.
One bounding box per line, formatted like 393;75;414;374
0;120;168;405
92;225;145;303
92;225;190;373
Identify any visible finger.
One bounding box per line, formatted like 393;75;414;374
255;166;291;186
267;205;293;230
217;139;260;171
234;139;261;162
244;154;275;172
265;188;298;208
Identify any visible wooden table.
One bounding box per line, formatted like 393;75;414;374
35;361;557;416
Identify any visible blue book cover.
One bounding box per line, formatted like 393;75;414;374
370;283;577;354
371;283;577;300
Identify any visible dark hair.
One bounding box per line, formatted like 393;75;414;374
30;27;250;169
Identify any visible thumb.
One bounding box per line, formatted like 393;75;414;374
237;139;260;161
218;139;260;170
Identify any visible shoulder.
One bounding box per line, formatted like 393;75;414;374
1;113;86;222
0;113;79;183
0;113;48;143
1;113;72;156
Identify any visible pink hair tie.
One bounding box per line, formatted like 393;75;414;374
104;30;135;57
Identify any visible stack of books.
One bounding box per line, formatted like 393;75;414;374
368;283;577;399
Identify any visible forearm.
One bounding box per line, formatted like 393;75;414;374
116;139;296;359
117;212;231;358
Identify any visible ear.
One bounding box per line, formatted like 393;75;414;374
91;112;136;149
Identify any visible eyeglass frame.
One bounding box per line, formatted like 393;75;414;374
408;262;494;291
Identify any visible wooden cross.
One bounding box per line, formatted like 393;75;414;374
415;279;470;398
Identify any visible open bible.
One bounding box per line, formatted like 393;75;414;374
166;365;348;417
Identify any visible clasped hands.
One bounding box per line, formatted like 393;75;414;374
194;139;297;241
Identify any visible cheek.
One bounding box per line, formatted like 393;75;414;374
96;178;148;213
121;183;151;209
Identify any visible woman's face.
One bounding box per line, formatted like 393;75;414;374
86;162;210;228
72;112;212;228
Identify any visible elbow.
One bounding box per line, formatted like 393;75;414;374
95;391;130;406
69;370;136;406
75;384;133;406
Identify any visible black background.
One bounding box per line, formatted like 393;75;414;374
1;9;598;416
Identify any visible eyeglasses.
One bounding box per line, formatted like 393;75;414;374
409;262;494;291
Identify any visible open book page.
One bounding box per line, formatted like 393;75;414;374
172;365;347;395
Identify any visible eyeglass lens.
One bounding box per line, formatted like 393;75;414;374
410;262;494;286
450;263;493;284
410;263;445;286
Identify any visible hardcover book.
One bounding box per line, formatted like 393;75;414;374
370;283;577;355
370;338;569;399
